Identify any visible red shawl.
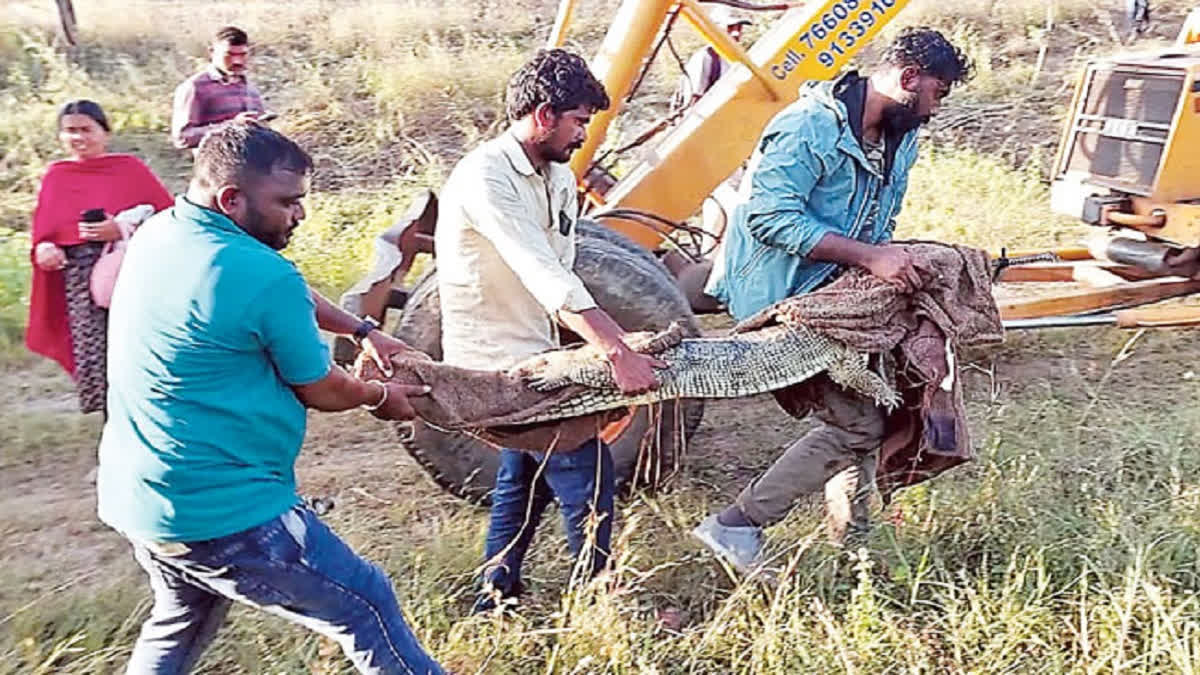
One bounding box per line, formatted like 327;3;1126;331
26;154;173;375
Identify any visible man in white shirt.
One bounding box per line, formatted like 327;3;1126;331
436;49;662;612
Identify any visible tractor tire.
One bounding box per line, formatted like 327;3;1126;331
576;218;673;279
394;232;704;504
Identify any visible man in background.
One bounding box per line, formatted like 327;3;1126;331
170;26;270;149
671;5;751;112
671;5;752;288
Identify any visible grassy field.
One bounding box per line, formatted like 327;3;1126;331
3;0;1200;672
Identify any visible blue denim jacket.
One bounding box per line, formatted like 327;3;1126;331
711;73;920;321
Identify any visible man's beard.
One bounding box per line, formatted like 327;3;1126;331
538;137;580;164
881;94;930;135
551;143;581;163
243;204;289;250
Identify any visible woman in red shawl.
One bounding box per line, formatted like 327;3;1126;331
27;100;173;413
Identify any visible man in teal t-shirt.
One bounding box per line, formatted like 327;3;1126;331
97;122;444;675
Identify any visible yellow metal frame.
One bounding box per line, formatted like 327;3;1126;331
554;0;913;247
1147;64;1200;211
1179;8;1200;46
1051;52;1200;246
545;0;1200;326
547;0;579;48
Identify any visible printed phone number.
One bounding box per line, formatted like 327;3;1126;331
771;0;901;79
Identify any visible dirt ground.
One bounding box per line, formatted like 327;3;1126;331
1;399;796;587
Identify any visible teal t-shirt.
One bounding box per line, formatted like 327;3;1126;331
97;197;331;542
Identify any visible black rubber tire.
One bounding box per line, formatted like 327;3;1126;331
576;218;675;280
394;233;704;504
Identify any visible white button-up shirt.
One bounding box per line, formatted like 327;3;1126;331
436;130;598;370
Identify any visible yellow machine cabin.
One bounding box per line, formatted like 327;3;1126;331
1050;49;1200;246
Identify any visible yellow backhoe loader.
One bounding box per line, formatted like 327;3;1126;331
339;0;1200;501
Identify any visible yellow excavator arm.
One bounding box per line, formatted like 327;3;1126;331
557;0;913;247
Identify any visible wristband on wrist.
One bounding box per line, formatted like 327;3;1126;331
363;380;388;411
352;317;380;347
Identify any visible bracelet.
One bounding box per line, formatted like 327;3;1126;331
363;380;388;411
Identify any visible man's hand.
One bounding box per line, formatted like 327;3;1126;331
233;111;261;123
607;345;665;395
366;381;431;421
361;330;432;377
810;235;921;293
864;245;921;293
557;307;666;395
78;217;122;242
34;241;66;271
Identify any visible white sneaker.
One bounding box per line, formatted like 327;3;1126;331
691;514;765;573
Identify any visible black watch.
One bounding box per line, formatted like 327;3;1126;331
351;317;379;346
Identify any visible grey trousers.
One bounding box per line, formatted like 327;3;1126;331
735;379;885;541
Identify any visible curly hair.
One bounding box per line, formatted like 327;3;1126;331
505;48;610;121
880;27;973;87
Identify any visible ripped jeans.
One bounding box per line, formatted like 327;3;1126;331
123;505;443;675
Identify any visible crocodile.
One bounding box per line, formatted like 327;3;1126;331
359;319;898;452
508;321;899;425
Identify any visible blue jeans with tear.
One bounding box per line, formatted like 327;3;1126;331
480;439;615;600
124;504;443;675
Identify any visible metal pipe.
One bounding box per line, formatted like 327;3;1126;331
1004;305;1200;330
991;246;1093;261
1099;236;1174;275
1003;314;1117;330
547;0;579;48
1107;210;1166;228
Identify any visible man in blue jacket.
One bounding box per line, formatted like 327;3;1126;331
695;28;972;571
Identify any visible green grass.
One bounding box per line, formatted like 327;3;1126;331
0;228;32;348
896;146;1087;251
4;0;1200;673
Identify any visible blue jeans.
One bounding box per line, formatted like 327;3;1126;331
124;505;443;675
480;439;615;599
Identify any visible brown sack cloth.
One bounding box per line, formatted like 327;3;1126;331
355;352;627;453
359;241;1000;484
737;241;1003;497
